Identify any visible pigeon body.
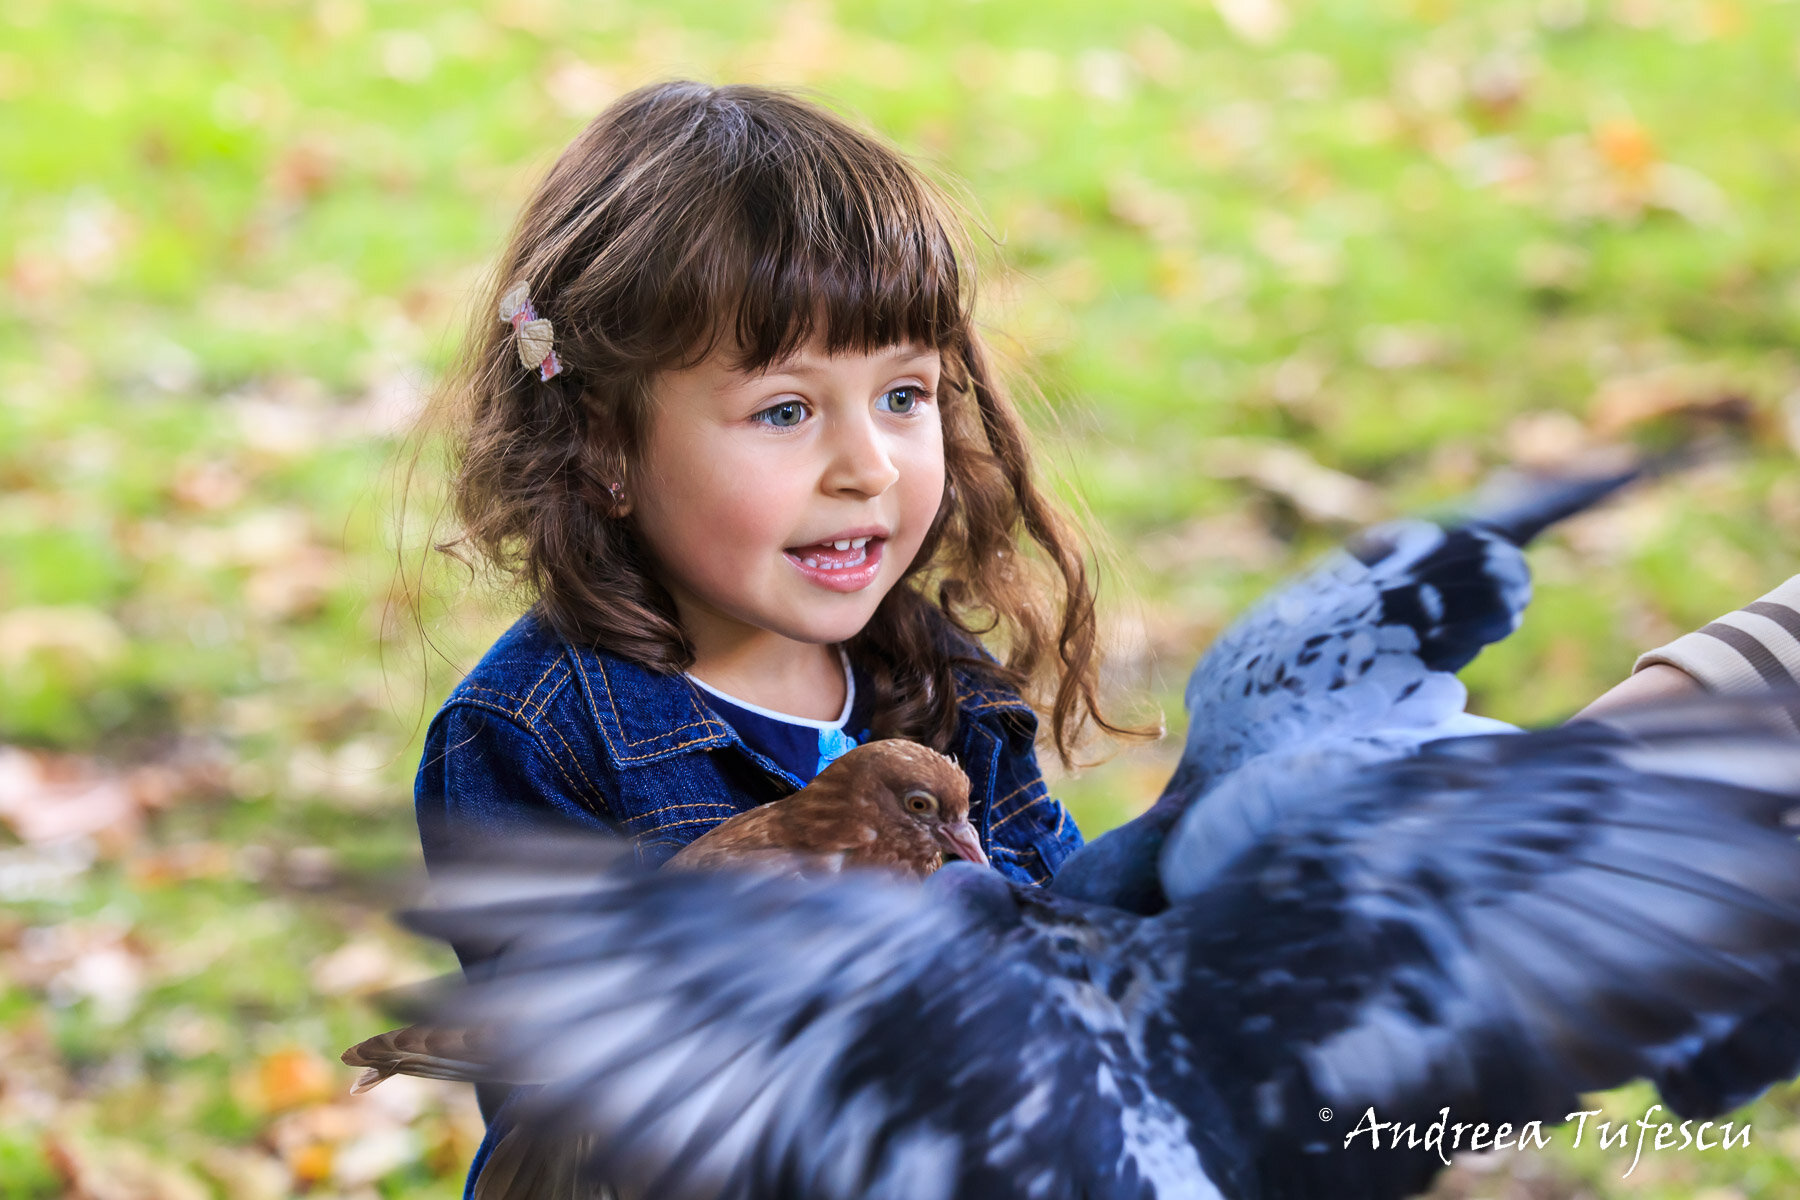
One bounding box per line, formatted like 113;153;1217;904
393;464;1800;1200
667;739;985;877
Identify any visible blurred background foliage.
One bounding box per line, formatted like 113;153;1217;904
4;0;1800;1195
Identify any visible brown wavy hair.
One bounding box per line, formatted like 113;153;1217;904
430;80;1149;767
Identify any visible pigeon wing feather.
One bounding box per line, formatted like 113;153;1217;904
406;841;1184;1200
1145;697;1800;1199
1055;466;1642;913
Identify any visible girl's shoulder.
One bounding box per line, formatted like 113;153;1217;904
420;610;747;861
914;606;1039;733
438;609;737;765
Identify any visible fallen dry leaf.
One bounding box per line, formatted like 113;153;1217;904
0;747;141;849
9;920;148;1025
331;1126;423;1189
1503;410;1594;468
47;1132;210;1200
1595;116;1658;179
541;54;618;117
310;935;434;997
1201;438;1387;526
127;841;236;888
167;459;249;512
1587;368;1757;438
1358;323;1456;371
0;746;208;854
245;545;340;623
1135;509;1287;573
1106;174;1191;245
263;1100;379;1185
268;133;339;206
241;1047;338;1115
196;1146;291;1200
0;841;96;903
1212;0;1289;45
0;606;128;676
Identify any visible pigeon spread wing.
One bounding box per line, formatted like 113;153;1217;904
1053;468;1642;913
405;840;1186;1200
1173;468;1643;794
411;699;1800;1200
1148;697;1800;1199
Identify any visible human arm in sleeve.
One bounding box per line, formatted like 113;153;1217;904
1579;575;1800;729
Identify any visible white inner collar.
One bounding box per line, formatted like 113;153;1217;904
687;648;854;730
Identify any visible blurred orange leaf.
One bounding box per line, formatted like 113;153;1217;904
1595;118;1657;178
245;1047;337;1115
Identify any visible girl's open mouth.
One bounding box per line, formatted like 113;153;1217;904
784;536;884;592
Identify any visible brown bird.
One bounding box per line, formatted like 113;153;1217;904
343;739;984;1097
668;738;986;877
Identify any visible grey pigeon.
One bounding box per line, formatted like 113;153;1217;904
1053;465;1640;914
403;467;1800;1200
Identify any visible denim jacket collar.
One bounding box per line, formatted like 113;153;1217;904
563;636;1036;774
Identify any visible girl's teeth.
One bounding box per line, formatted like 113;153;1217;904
799;548;868;571
833;540;851;550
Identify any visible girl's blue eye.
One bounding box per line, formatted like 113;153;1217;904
877;386;928;414
757;401;806;428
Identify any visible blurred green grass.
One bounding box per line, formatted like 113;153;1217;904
4;0;1800;1195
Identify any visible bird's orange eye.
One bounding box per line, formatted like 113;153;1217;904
903;790;936;813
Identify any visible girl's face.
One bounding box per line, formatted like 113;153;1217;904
628;338;946;664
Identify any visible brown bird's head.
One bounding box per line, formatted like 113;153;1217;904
817;740;987;873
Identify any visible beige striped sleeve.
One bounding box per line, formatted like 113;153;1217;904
1634;575;1800;695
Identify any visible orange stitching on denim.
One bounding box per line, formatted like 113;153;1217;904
458;683;528;709
537;715;605;810
643;813;736;832
990;779;1033;806
629;798;740;823
572;652;727;759
991;792;1049;830
447;697;596;804
530;731;597;810
612;731;728;762
519;657;564;715
451;683;608;811
457;676;564;721
983;779;1035;829
448;694;526;718
608;657;728;744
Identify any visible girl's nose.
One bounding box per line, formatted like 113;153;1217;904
822;414;901;498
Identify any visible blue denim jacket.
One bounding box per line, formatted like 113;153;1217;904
415;609;1084;884
412;609;1086;1194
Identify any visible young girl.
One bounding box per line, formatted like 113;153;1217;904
413;79;1152;1194
412;77;1799;1196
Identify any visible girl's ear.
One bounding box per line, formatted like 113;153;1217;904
590;461;632;517
582;403;636;518
606;479;633;518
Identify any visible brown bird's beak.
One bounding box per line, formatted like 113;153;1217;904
936;821;989;869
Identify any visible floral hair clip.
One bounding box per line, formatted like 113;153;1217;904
498;281;562;381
